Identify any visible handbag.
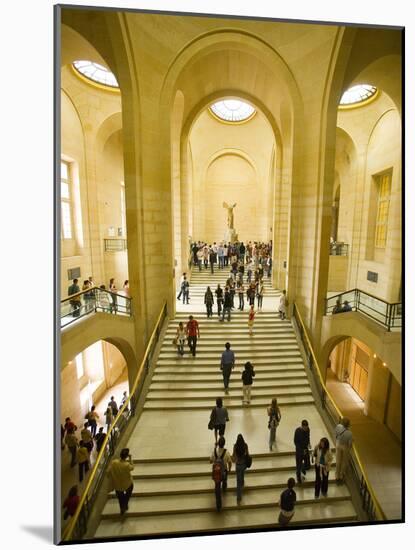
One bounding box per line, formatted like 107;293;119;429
172;337;178;346
208;408;216;430
245;453;252;469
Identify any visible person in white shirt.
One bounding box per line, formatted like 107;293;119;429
335;417;353;483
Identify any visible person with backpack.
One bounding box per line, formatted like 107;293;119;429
278;478;296;526
232;434;250;504
210;436;232;511
204;286;214;318
94;427;107;454
241;361;255;405
267;398;282;450
209;397;229;444
220;288;233;322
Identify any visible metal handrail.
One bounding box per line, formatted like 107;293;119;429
327;287;401;308
62;301;168;541
61;286;128;303
293;303;386;521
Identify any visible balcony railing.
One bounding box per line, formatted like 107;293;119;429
104;238;127;252
61;302;168;542
293;303;386;522
329;242;349;256
61;287;132;328
325;289;402;331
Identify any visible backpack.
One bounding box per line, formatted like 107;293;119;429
242;369;252;385
212;448;226;482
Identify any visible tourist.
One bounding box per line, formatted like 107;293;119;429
105;407;113;432
203;246;209;269
247;283;256;306
268;398;282;451
63;485;80;521
86;405;99;437
210;436;232;512
237;281;245;311
176;273;186;301
313;437;333;498
109;396;119;417
215;284;224;317
209;397;230;444
82;279;94;312
248;304;256;336
176;321;186;356
278;290;288;320
64;417;77;434
278;478;296;526
217;243;224;269
65;428;78;468
220;288;232;322
121;390;129;412
109;278;118;314
239;241;246;263
77;441;90;483
232;434;250;504
204;286;214;318
241;361;255;405
257;280;264;310
223;244;229;266
246;263;253;284
332;298;342;314
181;277;190;304
294;420;311;483
80;422;94;454
342;300;352;312
209;247;216;274
335;417;353;484
197;248;204;271
220;342;235;393
99;285;110;312
68;278;81;317
186;315;200;357
266;255;272;278
107;448;134;515
94;427;107;454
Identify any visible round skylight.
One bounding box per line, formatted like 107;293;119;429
72;60;119;89
339;84;377;106
209;99;256;123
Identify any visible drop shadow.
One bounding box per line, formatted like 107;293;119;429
21;525;53;543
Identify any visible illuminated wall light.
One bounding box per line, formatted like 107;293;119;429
373;354;377;358
383;362;387;367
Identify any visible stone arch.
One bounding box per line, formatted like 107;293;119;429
96;112;123;153
204;148;258;181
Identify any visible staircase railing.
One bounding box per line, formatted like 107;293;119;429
293;303;386;522
325;288;402;331
61;286;132;328
61;302;168;542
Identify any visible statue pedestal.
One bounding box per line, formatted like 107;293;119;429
227;228;238;243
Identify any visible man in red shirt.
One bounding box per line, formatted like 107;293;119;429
186;315;200;357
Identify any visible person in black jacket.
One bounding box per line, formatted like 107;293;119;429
204;286;214;318
220;288;233;322
294;420;311;483
241;361;255;404
278;478;296;526
215;284;223;317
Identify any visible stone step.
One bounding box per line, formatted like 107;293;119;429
155;359;305;369
105;470;329;495
143;394;314;410
152;372;307;382
149;380;309;391
146;386;312;400
158;350;302;359
102;484;350;517
95;499;357;537
161;344;300;353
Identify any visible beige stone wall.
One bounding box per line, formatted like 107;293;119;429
336;93;401;302
327;256;348;292
189;109;275;244
60;64;127;298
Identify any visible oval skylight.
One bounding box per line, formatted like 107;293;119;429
209;99;256;122
340;84;377;106
73;60;119;88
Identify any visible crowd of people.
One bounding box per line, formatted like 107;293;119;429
67;277;131;318
190;240;273;273
208;405;353;525
61;390;129;521
331;298;353;314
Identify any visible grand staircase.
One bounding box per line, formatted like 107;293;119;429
94;266;357;538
